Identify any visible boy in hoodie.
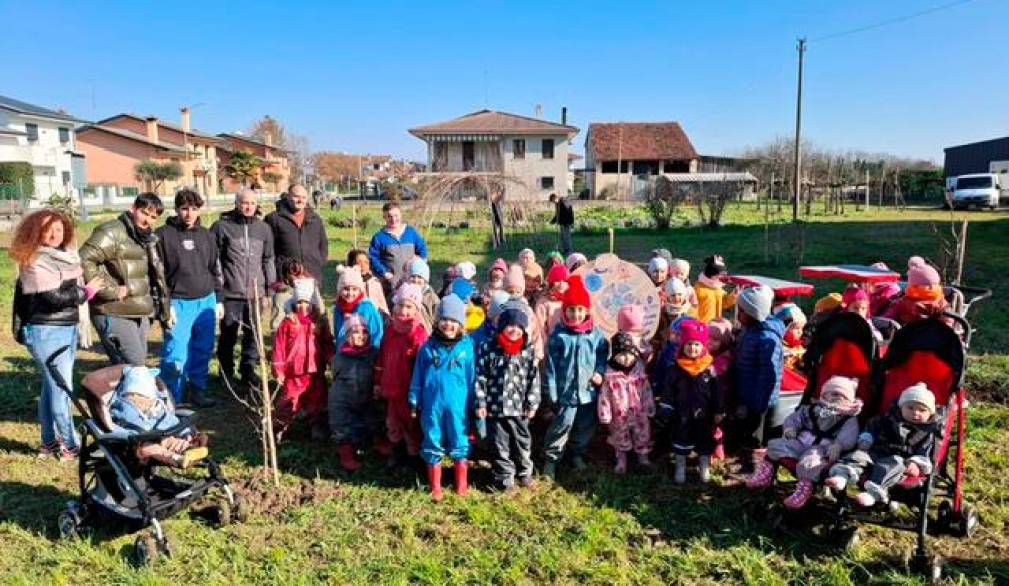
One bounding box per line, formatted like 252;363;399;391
329;314;383;471
332;266;384;350
693;255;736;323
409;294;476;501
405;258;441;333
375;283;429;468
542;275;610;478
474;308;540;492
730;285;784;472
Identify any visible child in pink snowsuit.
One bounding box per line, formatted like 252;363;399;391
599;331;655;473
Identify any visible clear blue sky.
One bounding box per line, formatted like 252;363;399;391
2;0;1004;163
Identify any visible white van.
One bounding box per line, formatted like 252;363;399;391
949;173;1002;210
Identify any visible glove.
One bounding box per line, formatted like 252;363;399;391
783;427;797;439
215;303;225;321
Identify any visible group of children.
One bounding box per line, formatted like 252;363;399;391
256;245;951;504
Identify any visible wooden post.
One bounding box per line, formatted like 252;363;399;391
608;227;614;254
251;287;279;485
955;218;968;286
352;204;358;249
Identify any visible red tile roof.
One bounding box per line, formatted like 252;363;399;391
410;109;578;137
587;122;697;161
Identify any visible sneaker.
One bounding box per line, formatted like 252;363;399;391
854;492;876;507
38;441;59;459
58;445;79;463
824;476;847;491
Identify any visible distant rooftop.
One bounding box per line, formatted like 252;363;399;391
0;94;83;123
410;109;578;138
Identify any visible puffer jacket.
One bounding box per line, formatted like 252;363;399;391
80;212;169;319
330;347;378;408
663;362;725;421
474;336;540;417
862;402;943;474
731;317;784;411
264;199;328;286
272;313;334;378
211;209;277;300
543;322;610;407
23;278;87;325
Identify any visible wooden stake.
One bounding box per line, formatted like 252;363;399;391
352;204;358;250
252;286;280;486
608;228;614;254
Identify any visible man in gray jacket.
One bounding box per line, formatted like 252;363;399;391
211;189;277;393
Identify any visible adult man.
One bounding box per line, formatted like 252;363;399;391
490;190;506;250
265;184;328;329
81;193;169;365
156;189;222;407
549;193;575;255
368;201;428;293
212;189;277;393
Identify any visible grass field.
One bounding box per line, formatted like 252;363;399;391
1;203;1007;584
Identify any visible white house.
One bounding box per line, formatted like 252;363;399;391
0;94;84;201
409;110;578;201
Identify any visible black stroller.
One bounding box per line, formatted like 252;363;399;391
50;358;243;565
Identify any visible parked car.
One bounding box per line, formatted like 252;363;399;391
947;173;1002;210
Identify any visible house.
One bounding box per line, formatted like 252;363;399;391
0;94;84;201
409;109;579;201
217;132;291;194
584;121;699;199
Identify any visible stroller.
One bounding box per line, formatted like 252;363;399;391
51;361;242;565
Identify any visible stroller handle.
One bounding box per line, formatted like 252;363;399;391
942;310;973;350
953;285;992;310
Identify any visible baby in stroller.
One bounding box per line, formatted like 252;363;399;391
109;366;208;468
825;382;941;507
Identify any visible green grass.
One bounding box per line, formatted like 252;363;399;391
1;203;1008;584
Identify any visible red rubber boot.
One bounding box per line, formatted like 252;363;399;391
428;463;444;502
454;459;469;496
338;442;362;471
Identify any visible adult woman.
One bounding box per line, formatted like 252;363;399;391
10;210;102;460
367;201;428;294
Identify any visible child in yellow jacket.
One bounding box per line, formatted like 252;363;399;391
693;255;736;323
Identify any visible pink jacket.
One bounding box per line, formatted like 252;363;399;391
599;363;655;423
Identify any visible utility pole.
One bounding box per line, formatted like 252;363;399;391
792;37;806;222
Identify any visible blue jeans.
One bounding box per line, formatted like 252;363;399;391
24;324;79;449
160;293;217;403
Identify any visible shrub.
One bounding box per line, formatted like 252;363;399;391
645;176;686;229
0;162;35;197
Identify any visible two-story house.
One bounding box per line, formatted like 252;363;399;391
584;121;700;199
409;110;578;201
0;94;84;200
217;131;291;194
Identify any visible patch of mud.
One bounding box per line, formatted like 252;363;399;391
232;475;342;516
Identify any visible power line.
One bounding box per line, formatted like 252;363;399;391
809;0;976;43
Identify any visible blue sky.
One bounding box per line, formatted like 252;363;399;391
2;0;1004;163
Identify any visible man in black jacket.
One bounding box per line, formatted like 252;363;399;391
156;189;223;407
549;193;575;255
211;188;277;393
265;183;328;329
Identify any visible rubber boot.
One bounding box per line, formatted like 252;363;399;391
614;450;628;474
674;455;687;484
747;459;775;489
373;434;393;458
427;463;444;502
698;455;711;484
189;386;218;408
338;442;362;471
637;452;654;471
454;459;469;496
783;478;815;509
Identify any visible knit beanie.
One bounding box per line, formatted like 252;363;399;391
563;275;591;310
547;264;570;285
489;258;508;276
647;256;669;275
679;320;709;348
670;258;690;277
121;366;161;398
566;253;588;271
338;266;365;291
841;286;869;308
707;317;734;346
815;292;843;314
497;307;529;332
293;277;316;303
504;264;526;294
820;375;858;405
703;255;728;278
664;276;687;297
899;382;936;415
736;285;774;322
774;302;807;326
455;261;477;281
393;283;423;309
408;258;431;282
650;248;673;264
907;257;941;287
436;294;467;325
487;290;511;320
617;304;645;334
610;332;640;358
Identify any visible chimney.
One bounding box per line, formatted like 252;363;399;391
180;107;191;133
145;116;159;143
561;106;567;126
264;130;273;147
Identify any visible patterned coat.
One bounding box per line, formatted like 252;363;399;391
474;338;540;418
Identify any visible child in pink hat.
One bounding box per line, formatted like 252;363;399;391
883;256;952;326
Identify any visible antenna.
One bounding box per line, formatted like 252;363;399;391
534;104;542;118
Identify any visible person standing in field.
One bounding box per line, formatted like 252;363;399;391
265;184;328;330
368;201;428;296
548;193;575;256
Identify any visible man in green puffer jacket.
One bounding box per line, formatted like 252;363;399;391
81;193;170;366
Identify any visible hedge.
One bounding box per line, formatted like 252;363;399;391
0;161;35;197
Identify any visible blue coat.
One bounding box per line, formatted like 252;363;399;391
543;323;609;407
332;299;384;350
731;317;784;412
408;335;476;464
367;226;428;281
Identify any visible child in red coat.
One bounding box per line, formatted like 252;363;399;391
374;283;430;467
272;278;334;442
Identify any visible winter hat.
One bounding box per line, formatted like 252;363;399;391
670;258;690;277
343;314;367;339
408;258;431;282
647;256;669;275
121;366;161;398
841;286;869;308
393;283;423;309
436;294;467;325
617;304;645;334
679;320;709;348
450;278;476;303
664;276;688;297
338;266;365;291
907;257;941;287
487;290;511;320
703;255;728;278
293;277;316;303
774;302;807;326
650;248;674;264
489;258;508;276
814;293;843;314
546;251;564;266
819;375;858;405
563;275;591;310
707;318;734;346
547;264;570;285
497;307;529;332
455;261;477;281
518;248;535;263
504;264;526;293
736;285;774;322
899;382;936;414
566;253;588;271
610;332;641;358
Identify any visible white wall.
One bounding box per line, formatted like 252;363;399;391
500;133;570;201
0;108;77;200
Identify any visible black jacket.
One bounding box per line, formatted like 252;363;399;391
211;209;277;300
264;199;328;284
551;199;574;226
157;216;223;301
866;402;942;461
16;278;87;326
662;363;725;421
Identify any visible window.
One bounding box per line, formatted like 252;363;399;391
25;123;38;141
542;139;555;159
664;160;690;173
462;141;475;171
513;139;525;159
540;176;555;189
61;171;71;185
58;127;70;143
601;161;629;174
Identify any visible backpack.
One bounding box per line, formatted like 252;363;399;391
12;278;32;345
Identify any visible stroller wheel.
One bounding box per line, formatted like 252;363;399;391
157;534;175;558
210;497;233;527
936;500;954;534
231;493;248;523
57;508;80;541
911;552;943;583
133;534;159;566
957;504;980;538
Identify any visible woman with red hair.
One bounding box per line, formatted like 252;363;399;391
10;210;103;460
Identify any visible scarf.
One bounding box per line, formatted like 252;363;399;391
392;314;419;334
337;292;364;315
340;341;370;356
813;398;863;427
549;286;565;301
905;283;943;303
432;327;462;349
496;332;524;355
676;354;714;377
19;246;83;293
562;315;594;334
696;273;722;290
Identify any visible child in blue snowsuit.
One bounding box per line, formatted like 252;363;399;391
542;275;610;479
409;294;476;501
